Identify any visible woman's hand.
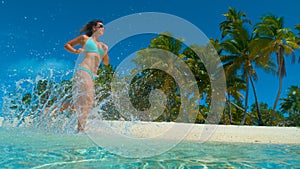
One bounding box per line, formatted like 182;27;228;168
75;48;84;54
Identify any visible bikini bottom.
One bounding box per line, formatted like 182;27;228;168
77;66;97;81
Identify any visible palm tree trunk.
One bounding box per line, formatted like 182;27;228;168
271;75;283;124
248;73;264;125
222;107;226;124
271;50;284;125
231;102;244;111
227;93;233;124
241;76;249;125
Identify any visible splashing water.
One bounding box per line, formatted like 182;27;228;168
1;67;113;133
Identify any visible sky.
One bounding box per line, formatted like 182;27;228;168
0;0;299;115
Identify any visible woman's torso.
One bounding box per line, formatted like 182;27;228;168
80;36;105;74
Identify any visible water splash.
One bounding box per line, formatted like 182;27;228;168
1;67;113;133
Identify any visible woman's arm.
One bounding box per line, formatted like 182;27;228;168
64;35;84;54
102;44;109;66
102;53;109;66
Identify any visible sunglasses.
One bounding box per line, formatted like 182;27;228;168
96;24;104;28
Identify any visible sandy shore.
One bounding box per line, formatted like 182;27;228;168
87;121;300;144
189;124;300;144
1;117;299;144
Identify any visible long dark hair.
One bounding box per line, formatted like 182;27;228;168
79;20;103;37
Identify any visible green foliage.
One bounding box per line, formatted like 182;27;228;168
295;24;300;45
130;33;214;123
280;85;300;126
254;14;300;124
94;64;122;120
250;102;284;126
222;100;249;125
129;68;180;121
216;7;274;125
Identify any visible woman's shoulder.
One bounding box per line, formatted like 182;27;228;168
80;34;89;40
76;35;89;45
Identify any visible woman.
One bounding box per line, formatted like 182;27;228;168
64;20;109;132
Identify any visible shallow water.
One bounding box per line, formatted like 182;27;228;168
1;127;299;168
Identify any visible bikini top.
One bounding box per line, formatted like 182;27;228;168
84;38;104;56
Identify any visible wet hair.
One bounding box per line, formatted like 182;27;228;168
79;20;103;37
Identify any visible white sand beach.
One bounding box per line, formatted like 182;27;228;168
86;121;300;144
188;124;300;144
1;118;299;144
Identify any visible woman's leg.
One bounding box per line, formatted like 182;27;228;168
73;70;95;132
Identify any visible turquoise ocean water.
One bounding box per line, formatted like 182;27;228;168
1;127;299;168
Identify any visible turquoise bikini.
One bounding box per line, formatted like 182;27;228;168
84;38;105;56
77;37;104;81
77;66;97;81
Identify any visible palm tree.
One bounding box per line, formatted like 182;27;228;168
220;7;252;39
218;7;274;125
295;24;300;45
133;33;213;123
224;73;246;124
254;15;300;124
132;33;185;122
210;38;246;124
